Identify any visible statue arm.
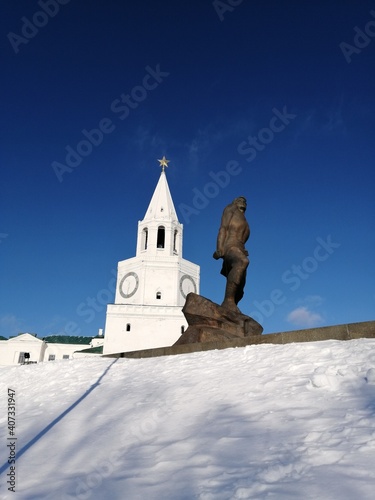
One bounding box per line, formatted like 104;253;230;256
213;206;233;259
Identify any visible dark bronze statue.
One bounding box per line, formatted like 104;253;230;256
213;197;250;312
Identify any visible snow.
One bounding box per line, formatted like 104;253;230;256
1;339;375;499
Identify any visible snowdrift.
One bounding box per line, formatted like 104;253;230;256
1;339;375;499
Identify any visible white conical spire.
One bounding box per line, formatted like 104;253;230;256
142;157;178;223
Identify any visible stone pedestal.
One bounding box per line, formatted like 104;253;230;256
174;293;263;345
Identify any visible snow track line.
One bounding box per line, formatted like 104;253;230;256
0;358;119;476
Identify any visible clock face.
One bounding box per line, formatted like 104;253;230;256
179;274;197;299
119;272;139;299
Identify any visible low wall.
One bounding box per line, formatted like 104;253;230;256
103;320;375;360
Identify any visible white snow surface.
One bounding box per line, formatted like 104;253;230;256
1;339;375;499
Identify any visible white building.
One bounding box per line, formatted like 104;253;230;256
0;333;104;366
103;158;200;354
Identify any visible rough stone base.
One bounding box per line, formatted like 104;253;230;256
174;293;263;345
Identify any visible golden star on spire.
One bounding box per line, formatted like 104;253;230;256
158;156;170;172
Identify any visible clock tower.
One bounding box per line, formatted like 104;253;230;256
103;158;200;354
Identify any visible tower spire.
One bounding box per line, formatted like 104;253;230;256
142;157;178;222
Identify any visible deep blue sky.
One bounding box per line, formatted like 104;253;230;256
1;0;374;338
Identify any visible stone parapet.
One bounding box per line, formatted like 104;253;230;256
103;320;375;359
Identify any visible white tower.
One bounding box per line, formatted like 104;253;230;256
103;157;200;354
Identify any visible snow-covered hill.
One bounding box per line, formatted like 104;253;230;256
1;339;375;499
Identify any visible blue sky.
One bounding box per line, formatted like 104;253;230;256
1;0;374;338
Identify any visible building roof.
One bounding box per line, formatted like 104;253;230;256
143;170;178;223
9;333;38;338
76;345;103;354
8;333;43;343
42;335;93;345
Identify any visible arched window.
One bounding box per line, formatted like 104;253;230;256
142;228;148;250
157;226;165;248
126;323;131;332
156;291;161;300
181;326;185;334
173;229;178;253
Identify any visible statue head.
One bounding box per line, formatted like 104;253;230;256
233;196;247;213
